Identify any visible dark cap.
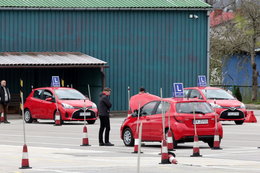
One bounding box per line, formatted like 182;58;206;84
103;87;112;92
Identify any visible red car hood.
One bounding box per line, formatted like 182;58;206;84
207;99;242;107
59;99;93;107
129;93;160;111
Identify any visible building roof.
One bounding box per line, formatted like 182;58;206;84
210;10;235;27
0;52;107;68
0;0;211;9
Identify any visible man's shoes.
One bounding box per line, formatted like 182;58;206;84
4;121;10;124
104;142;114;146
99;143;104;146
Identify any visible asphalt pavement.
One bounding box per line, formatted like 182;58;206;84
0;110;260;173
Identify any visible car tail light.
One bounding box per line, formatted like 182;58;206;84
174;115;184;123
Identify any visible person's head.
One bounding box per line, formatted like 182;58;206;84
103;87;112;96
139;87;146;93
1;80;6;87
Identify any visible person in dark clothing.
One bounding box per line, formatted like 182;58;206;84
98;87;114;146
0;80;11;123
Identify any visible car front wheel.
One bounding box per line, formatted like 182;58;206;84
123;128;134;146
24;109;33;123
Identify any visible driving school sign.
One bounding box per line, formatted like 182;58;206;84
51;76;60;87
172;83;184;98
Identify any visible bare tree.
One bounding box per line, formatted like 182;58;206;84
210;0;260;101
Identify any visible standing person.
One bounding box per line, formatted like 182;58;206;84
0;80;11;123
98;87;114;146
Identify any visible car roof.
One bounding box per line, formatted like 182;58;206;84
33;87;74;91
184;86;222;90
163;98;207;103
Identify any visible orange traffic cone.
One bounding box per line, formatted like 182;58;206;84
0;112;4;122
167;130;174;151
190;135;202;157
168;152;178;164
54;110;62;126
80;125;91;146
212;128;222;150
132;133;142;153
244;111;257;123
160;139;170;164
19;144;32;169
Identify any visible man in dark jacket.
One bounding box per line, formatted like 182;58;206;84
0;80;11;123
98;87;114;146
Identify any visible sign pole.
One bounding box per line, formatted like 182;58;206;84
88;84;91;101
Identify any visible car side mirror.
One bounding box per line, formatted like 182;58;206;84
45;97;55;102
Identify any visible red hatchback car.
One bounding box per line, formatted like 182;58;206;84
121;94;223;148
24;87;98;124
184;87;246;125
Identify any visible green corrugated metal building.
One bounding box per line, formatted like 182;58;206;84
0;0;211;111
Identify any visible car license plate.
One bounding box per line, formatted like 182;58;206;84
193;119;208;124
80;112;91;116
228;112;239;116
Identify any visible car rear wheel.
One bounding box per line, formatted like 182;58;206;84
24;109;33;123
123;128;134;146
87;120;96;124
235;120;244;125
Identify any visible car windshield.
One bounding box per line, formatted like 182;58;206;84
176;102;214;114
202;89;235;100
55;89;86;100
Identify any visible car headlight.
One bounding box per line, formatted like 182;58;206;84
209;103;222;108
240;103;246;109
61;103;74;109
91;103;97;109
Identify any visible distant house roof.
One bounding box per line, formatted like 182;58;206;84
0;0;211;9
210;9;235;27
0;52;107;68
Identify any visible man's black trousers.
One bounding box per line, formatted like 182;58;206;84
99;116;110;144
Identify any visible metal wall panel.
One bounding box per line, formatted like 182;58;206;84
0;10;208;110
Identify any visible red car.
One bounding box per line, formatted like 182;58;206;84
120;93;223;148
24;87;98;124
184;87;246;125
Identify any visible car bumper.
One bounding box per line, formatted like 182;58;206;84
216;108;246;121
173;122;223;142
60;108;98;121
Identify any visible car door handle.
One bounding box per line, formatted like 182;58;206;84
146;118;150;121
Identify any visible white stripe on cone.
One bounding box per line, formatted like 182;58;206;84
55;115;60;120
134;138;139;145
22;152;28;159
167;136;173;143
83;132;88;138
162;146;168;153
193;141;199;148
214;135;219;141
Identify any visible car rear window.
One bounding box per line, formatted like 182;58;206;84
176;102;213;114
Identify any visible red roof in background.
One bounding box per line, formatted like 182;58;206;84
210;9;235;27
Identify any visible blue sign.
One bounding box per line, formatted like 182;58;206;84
51;76;60;87
198;75;207;87
172;83;184;98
